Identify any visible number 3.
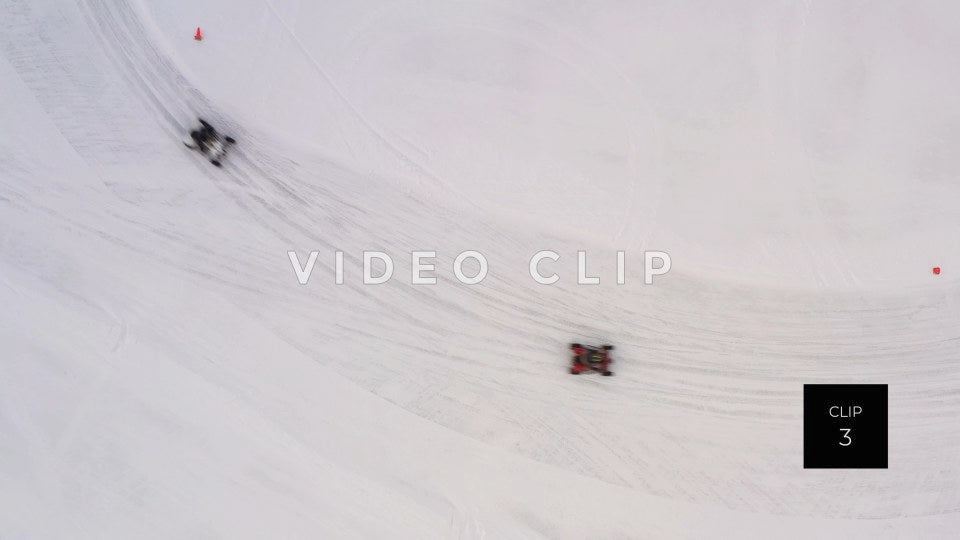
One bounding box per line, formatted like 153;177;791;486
839;428;852;447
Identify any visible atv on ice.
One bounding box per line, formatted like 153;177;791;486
184;118;235;167
570;343;614;376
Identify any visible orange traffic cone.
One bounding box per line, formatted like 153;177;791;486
194;27;203;41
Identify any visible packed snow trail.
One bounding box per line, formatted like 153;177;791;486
2;0;960;538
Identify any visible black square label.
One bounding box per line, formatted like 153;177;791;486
804;384;887;469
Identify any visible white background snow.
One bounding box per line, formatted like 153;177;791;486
1;0;959;537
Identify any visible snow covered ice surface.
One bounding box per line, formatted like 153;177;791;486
2;0;959;538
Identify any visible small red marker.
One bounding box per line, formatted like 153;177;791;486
194;27;203;41
933;267;941;275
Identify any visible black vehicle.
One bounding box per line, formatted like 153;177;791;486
184;118;235;167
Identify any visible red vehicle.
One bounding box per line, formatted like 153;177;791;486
570;343;614;376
